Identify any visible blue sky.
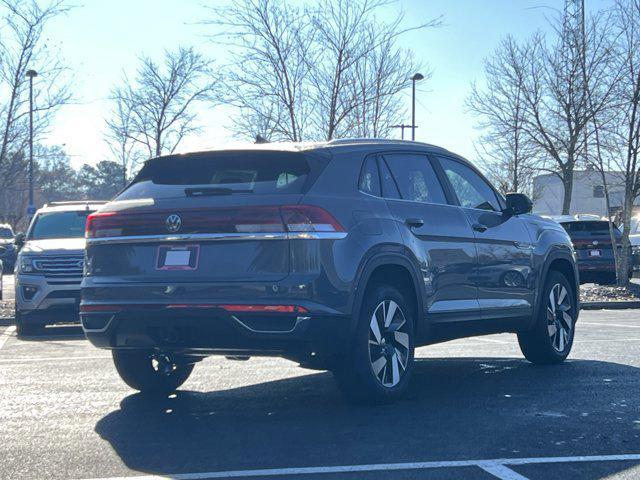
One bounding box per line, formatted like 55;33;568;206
41;0;611;168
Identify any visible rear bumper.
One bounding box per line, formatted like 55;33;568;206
81;305;351;361
577;261;616;273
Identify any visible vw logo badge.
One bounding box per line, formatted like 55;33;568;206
592;240;599;246
166;214;182;233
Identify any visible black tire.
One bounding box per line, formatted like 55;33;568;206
518;271;576;365
112;350;194;394
333;284;415;404
15;311;44;338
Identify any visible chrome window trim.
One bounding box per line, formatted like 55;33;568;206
86;231;347;245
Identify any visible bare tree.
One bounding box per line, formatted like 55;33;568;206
467;36;539;195
105;94;140;187
0;0;71;225
595;0;640;286
206;0;312;142
109;47;217;159
518;12;618;214
309;0;438;140
348;27;423;138
206;0;439;142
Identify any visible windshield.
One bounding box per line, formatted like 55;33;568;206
28;211;93;240
0;227;13;239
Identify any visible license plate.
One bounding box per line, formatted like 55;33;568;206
588;249;602;257
156;245;200;270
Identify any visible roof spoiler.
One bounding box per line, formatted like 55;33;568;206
44;201;109;207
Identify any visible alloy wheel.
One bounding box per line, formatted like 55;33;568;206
547;283;573;353
368;300;410;387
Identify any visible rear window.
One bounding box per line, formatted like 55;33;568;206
118;151;327;200
561;221;619;233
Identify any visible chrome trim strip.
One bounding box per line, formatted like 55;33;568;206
428;299;481;314
477;299;531;309
288;232;348;240
230;315;310;334
86;231;347;245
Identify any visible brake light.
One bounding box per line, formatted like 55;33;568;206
232;207;285;233
280;205;344;233
84;205;343;237
80;303;308;313
85;211;119;238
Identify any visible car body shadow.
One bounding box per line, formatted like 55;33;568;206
95;357;640;479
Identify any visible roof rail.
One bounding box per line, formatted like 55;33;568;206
43;200;109;207
327;138;432;146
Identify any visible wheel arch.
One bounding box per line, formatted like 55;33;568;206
351;252;425;340
531;250;580;330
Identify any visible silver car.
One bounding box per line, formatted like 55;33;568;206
14;201;106;336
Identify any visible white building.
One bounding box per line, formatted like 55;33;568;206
533;170;640;217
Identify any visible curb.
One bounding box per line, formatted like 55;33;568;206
581;301;640;310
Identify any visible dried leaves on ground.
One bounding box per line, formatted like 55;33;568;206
581;282;640;303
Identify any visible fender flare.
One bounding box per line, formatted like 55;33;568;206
530;248;579;330
350;250;426;339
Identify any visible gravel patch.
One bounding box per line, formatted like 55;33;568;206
0;299;14;318
580;282;640;303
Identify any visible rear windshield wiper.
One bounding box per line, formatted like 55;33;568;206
185;187;253;197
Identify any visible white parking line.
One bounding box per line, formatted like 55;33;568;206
475;337;511;345
81;453;640;480
580;322;640;329
0;355;110;363
478;462;530;480
0;325;15;350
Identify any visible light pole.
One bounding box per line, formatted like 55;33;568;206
26;69;38;217
410;73;424;141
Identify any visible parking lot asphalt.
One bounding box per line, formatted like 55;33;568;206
1;275;639;480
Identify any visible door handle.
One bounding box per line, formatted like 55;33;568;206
472;223;487;233
405;218;424;228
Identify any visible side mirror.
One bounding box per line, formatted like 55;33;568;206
504;193;532;216
14;232;25;249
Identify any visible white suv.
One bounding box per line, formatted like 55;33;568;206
14;202;105;336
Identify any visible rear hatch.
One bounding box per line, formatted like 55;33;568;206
561;220;621;262
85;150;335;283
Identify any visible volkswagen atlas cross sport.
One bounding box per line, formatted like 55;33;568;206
81;140;579;403
15;201;106;336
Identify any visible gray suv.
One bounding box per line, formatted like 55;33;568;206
81;140;579;402
15;202;105;336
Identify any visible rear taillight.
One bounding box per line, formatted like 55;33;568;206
232;207;285;233
80;303;308;314
280;205;344;233
85;205;343;238
86;211;119;238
